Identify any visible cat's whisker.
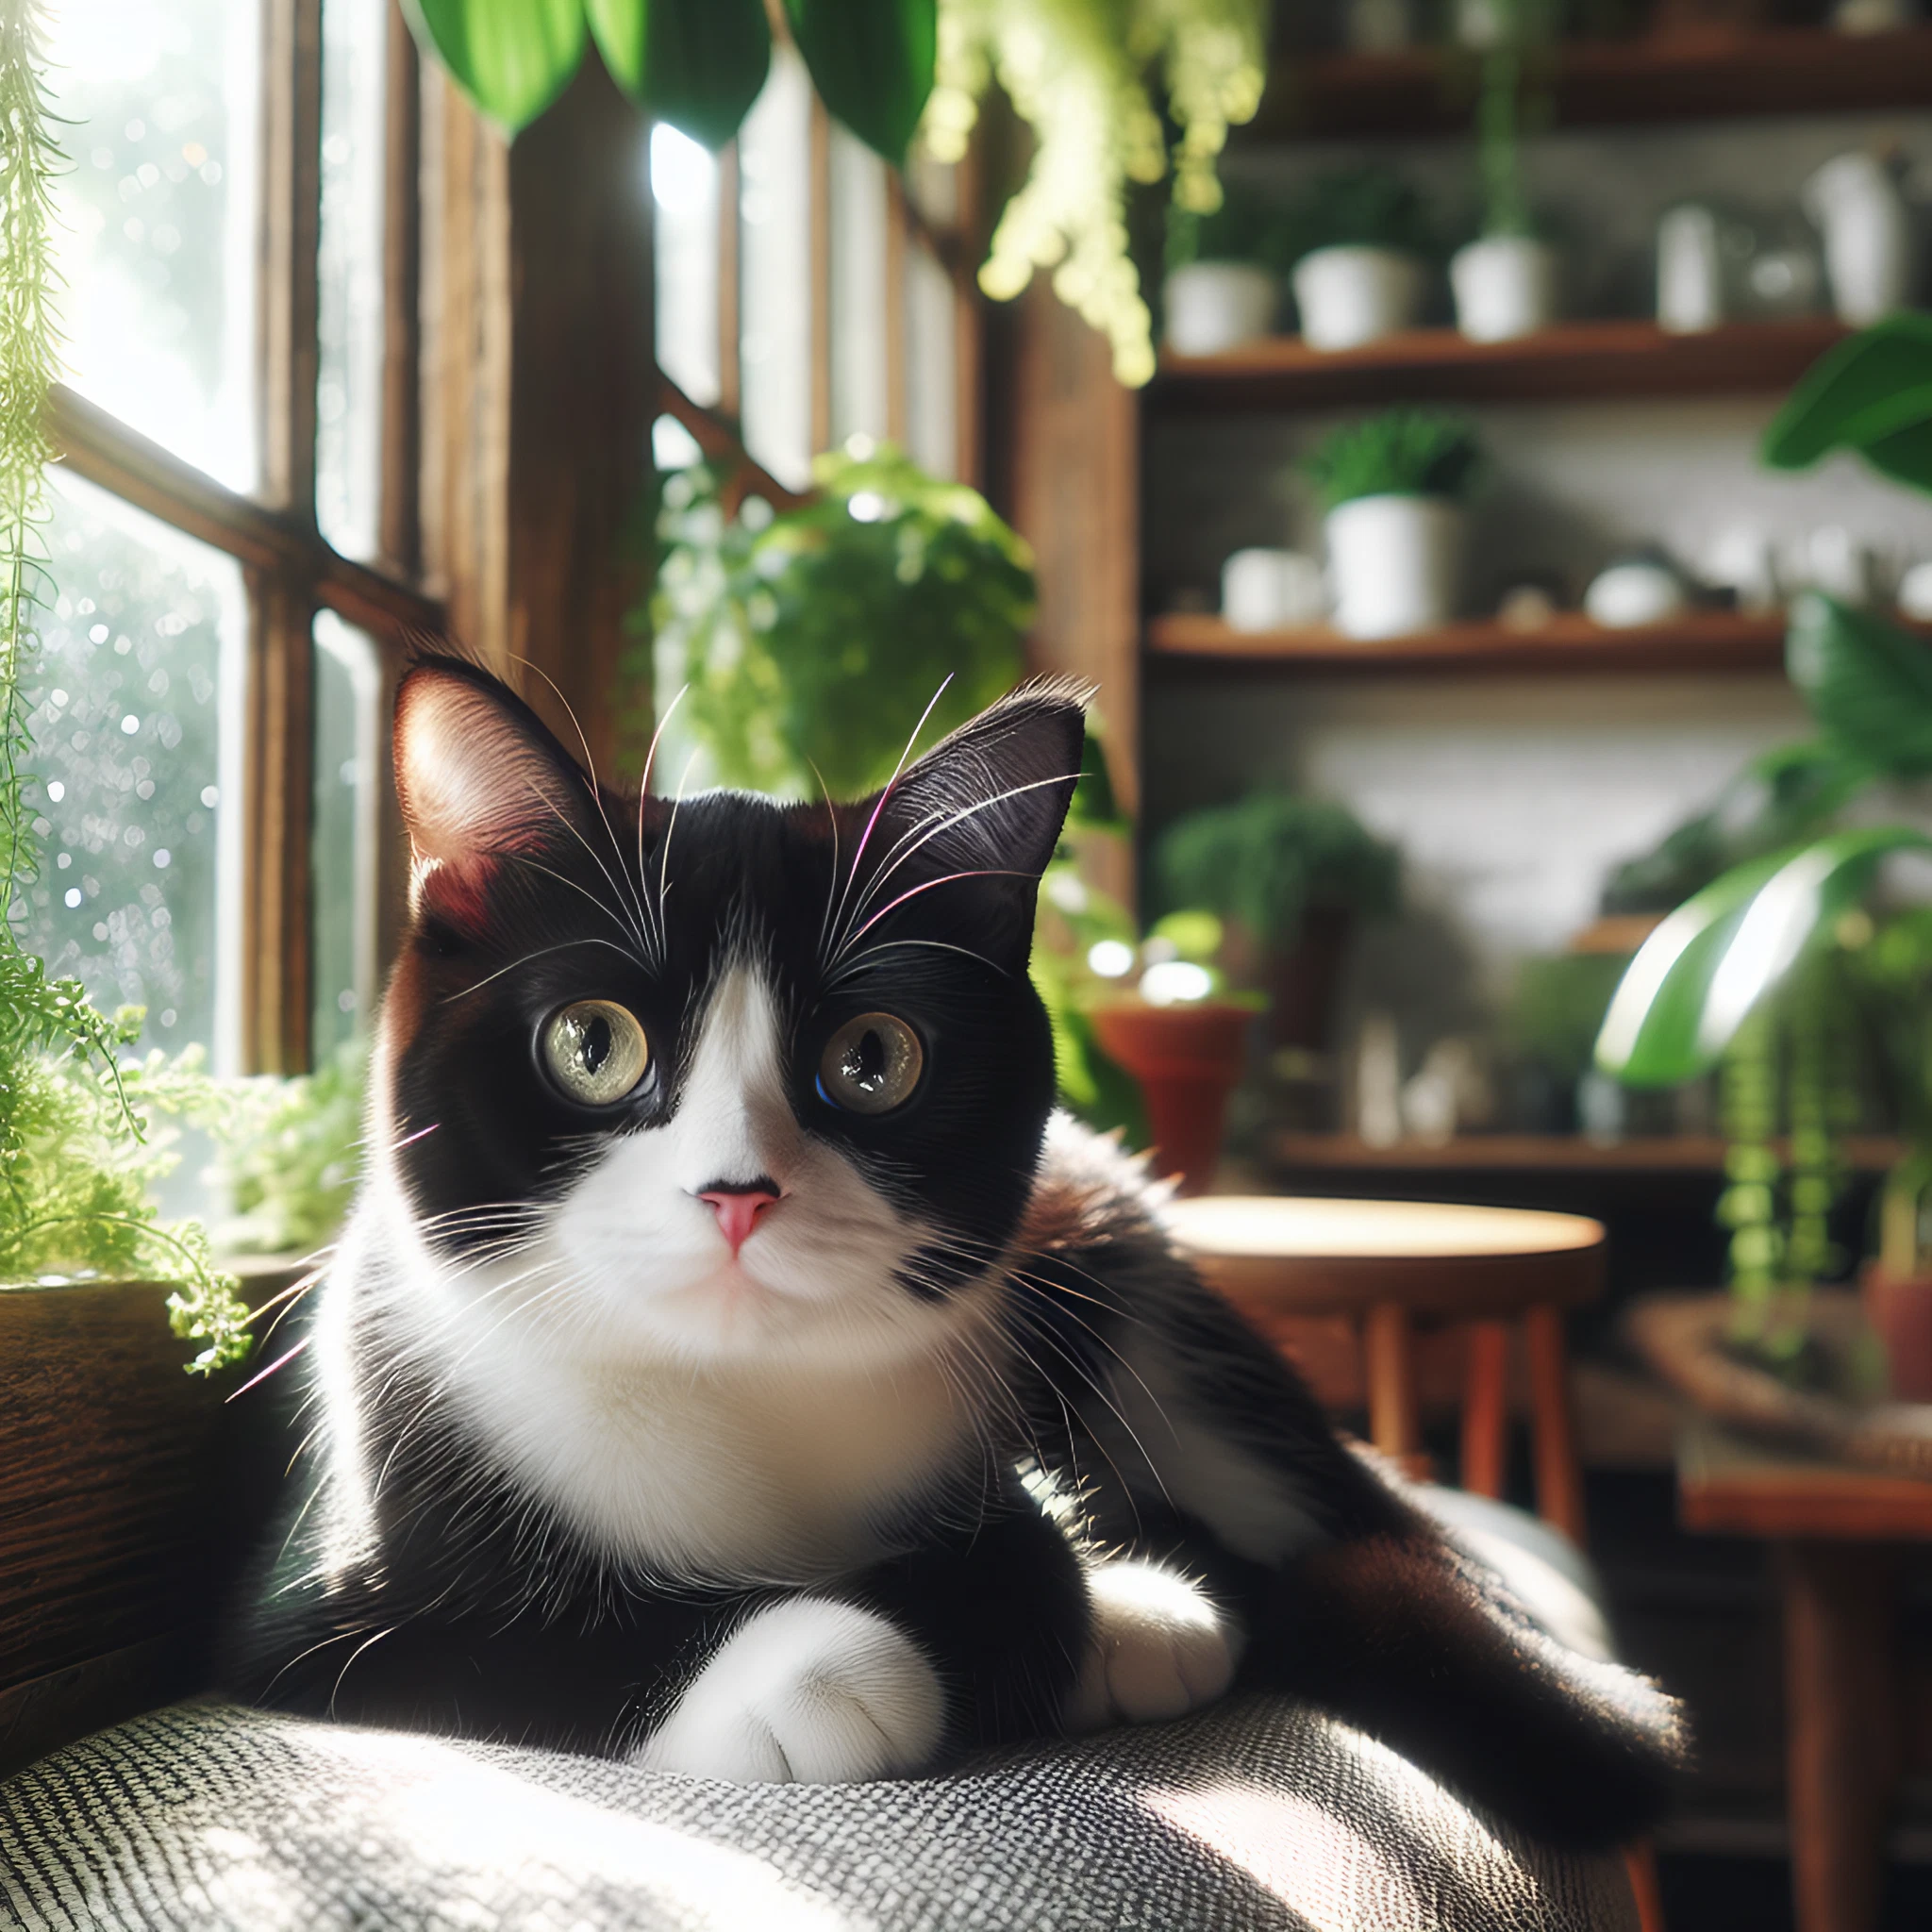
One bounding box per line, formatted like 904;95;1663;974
823;937;1010;987
511;656;661;960
635;683;688;963
438;936;647;1005
826;675;954;961
831;772;1079;961
501;852;653;965
656;745;702;949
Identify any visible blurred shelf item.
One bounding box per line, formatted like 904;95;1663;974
1148;318;1848;413
1271;1133;1905;1173
1147;608;1791;675
1246;28;1932;141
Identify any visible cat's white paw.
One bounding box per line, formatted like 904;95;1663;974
1068;1558;1242;1732
635;1598;945;1783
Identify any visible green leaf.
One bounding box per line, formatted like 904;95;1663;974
1597;827;1932;1088
1786;592;1932;776
632;0;771;149
787;0;936;164
408;0;588;133
584;0;645;94
1763;312;1932;490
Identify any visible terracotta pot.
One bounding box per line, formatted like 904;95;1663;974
1089;1001;1254;1195
1861;1261;1932;1402
1266;906;1354;1052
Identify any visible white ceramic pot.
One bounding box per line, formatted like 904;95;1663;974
1163;262;1278;357
1450;236;1557;342
1221;548;1328;631
1291;247;1427;352
1804;151;1915;325
1657;204;1724;333
1325;495;1463;640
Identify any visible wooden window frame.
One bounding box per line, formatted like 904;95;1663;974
46;0;441;1075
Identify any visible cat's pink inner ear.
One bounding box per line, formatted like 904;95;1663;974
394;668;583;870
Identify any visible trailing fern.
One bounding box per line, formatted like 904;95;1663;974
0;0;248;1372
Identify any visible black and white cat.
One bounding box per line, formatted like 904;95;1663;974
228;658;1684;1845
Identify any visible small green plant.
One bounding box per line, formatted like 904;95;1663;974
1305;410;1485;511
1154;791;1401;947
1277;165;1434;269
1472;0;1557;241
644;441;1032;799
211;1039;367;1257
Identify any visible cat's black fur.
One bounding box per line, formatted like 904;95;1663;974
226;658;1683;1848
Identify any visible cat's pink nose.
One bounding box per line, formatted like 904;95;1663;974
697;1181;780;1257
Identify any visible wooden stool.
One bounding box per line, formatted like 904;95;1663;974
1164;1196;1607;1542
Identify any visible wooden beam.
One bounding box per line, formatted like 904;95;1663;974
259;0;324;521
48;387;442;645
379;0;423;582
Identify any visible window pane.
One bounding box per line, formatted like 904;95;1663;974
829;127;889;449
652;124;721;408
25;472;246;1076
317;0;389;559
311;613;382;1058
48;0;260;491
905;239;957;481
739;47;812;491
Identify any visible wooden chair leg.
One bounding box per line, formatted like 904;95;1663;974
1460;1318;1511;1497
1524;1303;1587;1543
1364;1302;1428;1479
1624;1840;1667;1932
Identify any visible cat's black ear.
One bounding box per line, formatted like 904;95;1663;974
393;658;597;915
851;679;1089;961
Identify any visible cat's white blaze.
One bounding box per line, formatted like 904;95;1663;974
361;961;1006;1586
636;1598;945;1782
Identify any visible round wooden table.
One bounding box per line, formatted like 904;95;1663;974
1165;1195;1607;1541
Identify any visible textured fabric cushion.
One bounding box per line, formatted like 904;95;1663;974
0;1696;1636;1931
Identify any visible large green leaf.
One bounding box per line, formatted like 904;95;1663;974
788;0;936;163
1763;312;1932;491
1597;828;1932;1088
625;0;771;149
408;0;587;133
1786;592;1932;776
584;0;645;94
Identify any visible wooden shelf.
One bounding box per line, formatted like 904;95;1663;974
1149;318;1847;413
1147;608;1792;675
1247;28;1932;141
1272;1133;1904;1174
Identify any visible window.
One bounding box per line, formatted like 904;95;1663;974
43;0;437;1085
649;50;980;496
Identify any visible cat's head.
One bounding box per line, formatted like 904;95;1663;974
374;659;1084;1372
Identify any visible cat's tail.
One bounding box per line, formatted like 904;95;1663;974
1248;1521;1689;1851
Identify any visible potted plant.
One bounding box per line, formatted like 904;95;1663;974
1153;791;1402;1052
1597;316;1932;1398
1283;166;1434;352
1163;185;1283;358
1449;0;1559;343
642;441;1030;796
1305;410;1484;640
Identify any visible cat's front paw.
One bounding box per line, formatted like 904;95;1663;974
635;1598;945;1783
1068;1558;1242;1732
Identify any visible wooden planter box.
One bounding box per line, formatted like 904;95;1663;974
0;1265;302;1774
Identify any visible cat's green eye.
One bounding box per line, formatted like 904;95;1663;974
818;1013;924;1116
541;1001;650;1107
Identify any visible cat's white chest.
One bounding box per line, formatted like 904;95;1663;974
443;1324;975;1585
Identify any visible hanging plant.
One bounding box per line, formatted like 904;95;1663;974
0;0;248;1372
406;0;1269;388
924;0;1269;385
